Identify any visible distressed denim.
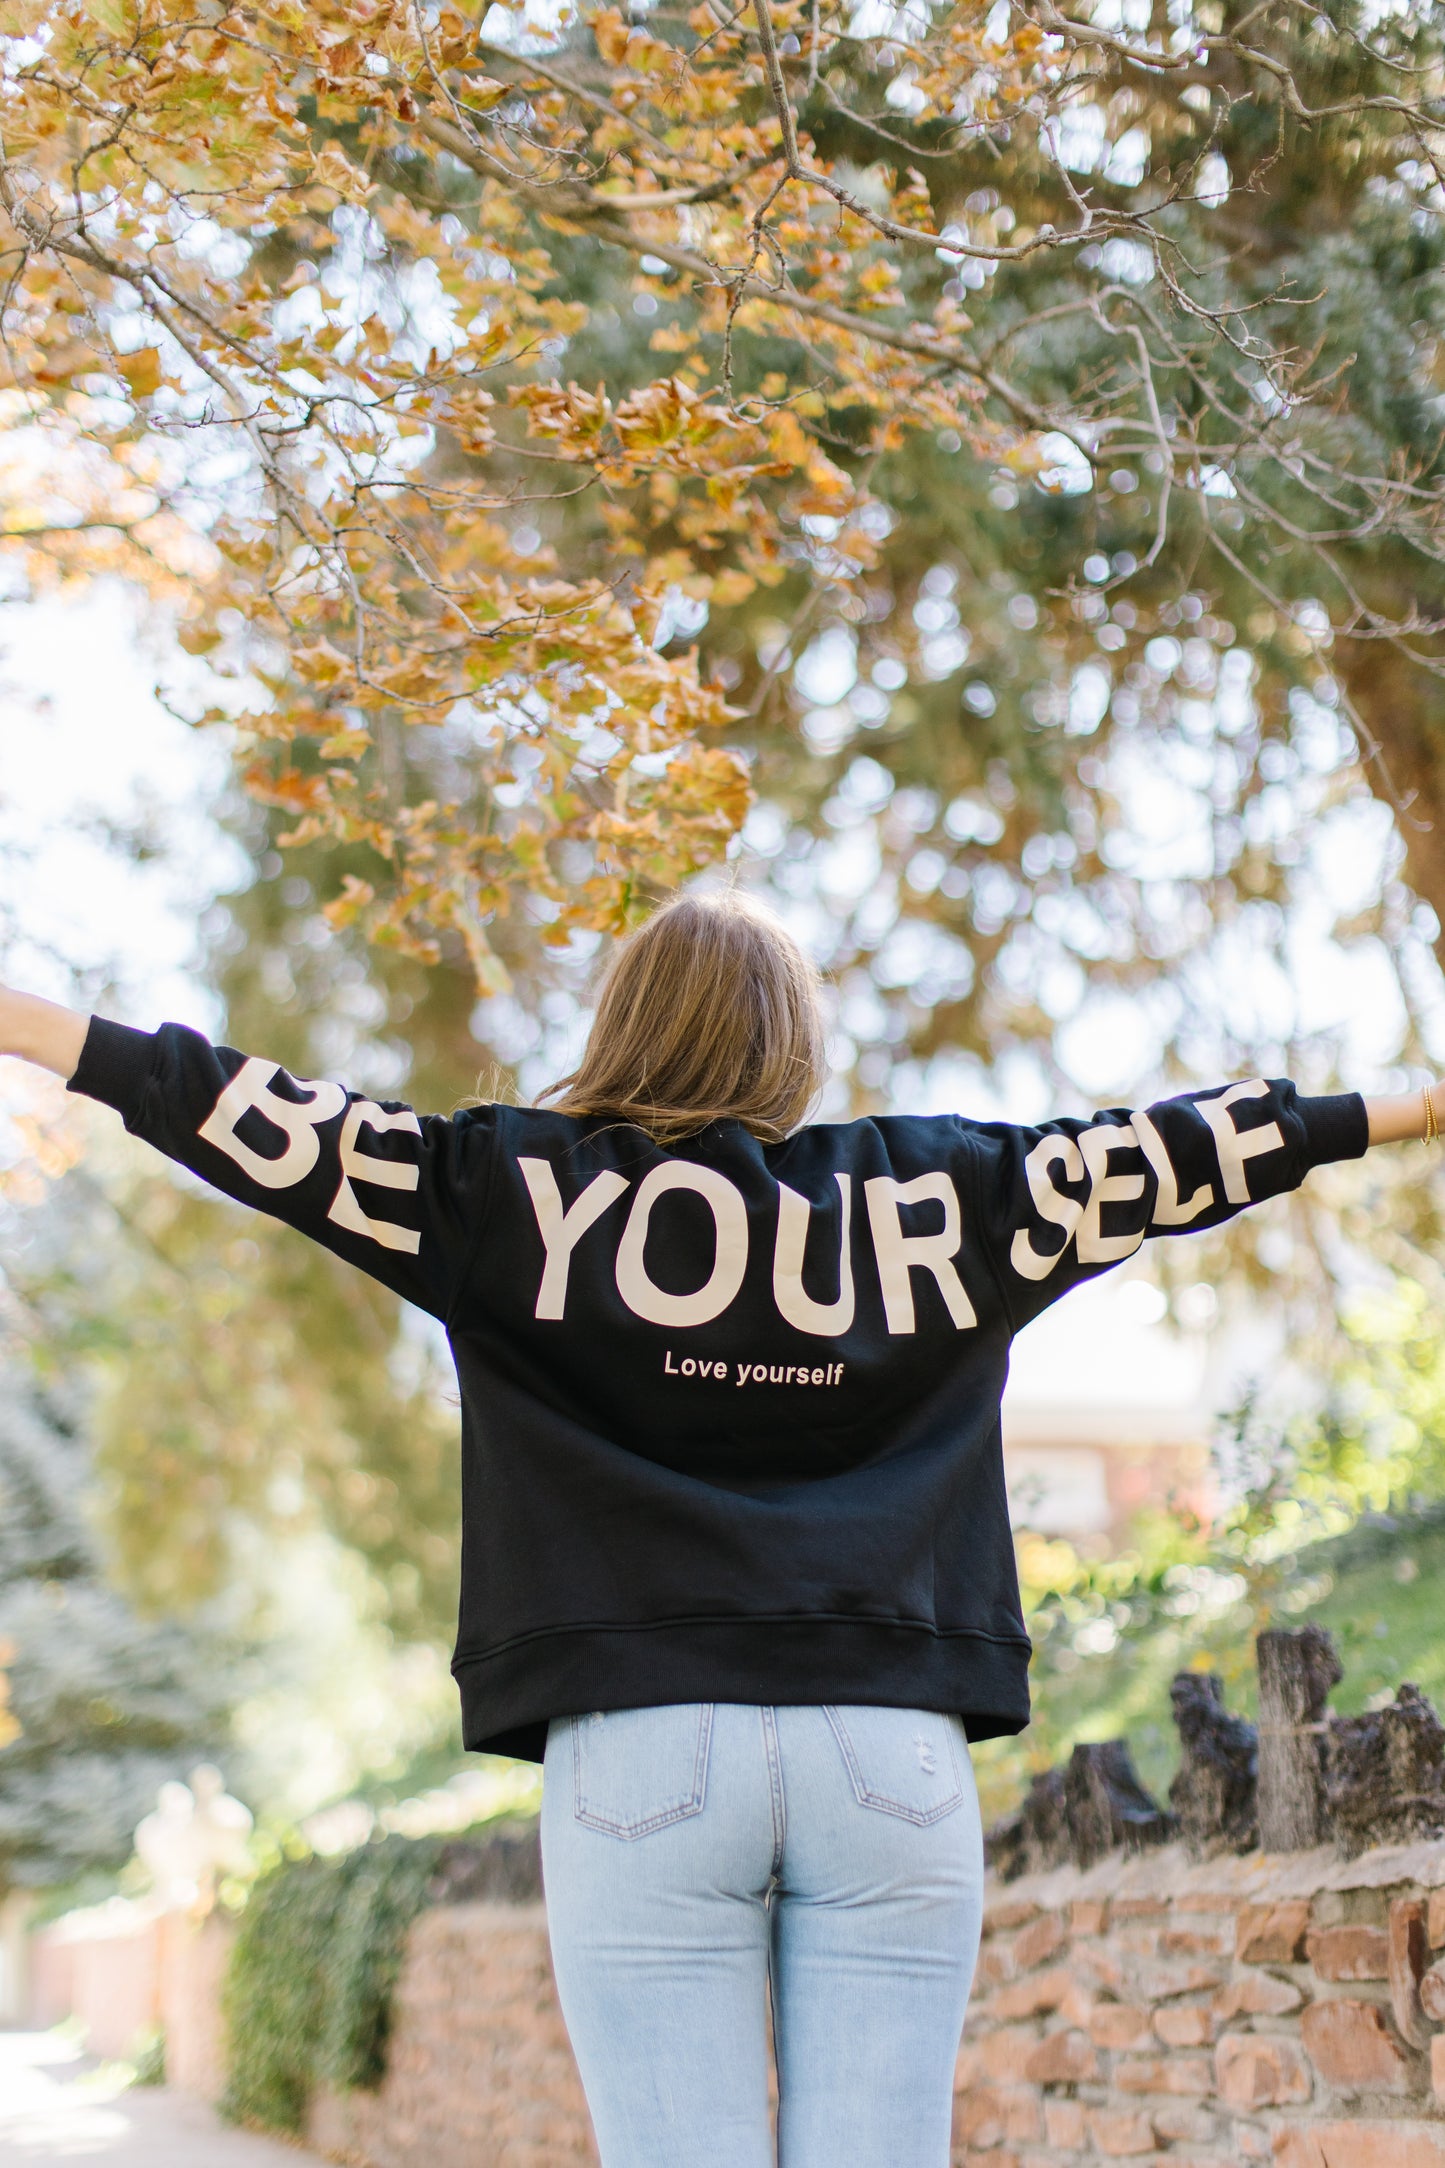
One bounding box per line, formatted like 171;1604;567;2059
540;1702;984;2168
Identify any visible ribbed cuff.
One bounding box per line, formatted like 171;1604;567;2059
1297;1090;1369;1167
65;1016;158;1123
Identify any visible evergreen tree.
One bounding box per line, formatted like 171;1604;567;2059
0;1364;235;1890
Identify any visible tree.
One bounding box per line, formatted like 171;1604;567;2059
0;1360;236;1888
0;1053;466;1643
8;0;1445;1752
86;1170;463;1644
2;0;1442;1017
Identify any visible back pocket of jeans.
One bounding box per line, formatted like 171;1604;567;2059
571;1703;714;1839
824;1706;966;1825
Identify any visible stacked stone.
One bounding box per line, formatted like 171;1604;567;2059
283;1628;1445;2168
310;1896;599;2168
956;1626;1445;2168
954;1835;1445;2166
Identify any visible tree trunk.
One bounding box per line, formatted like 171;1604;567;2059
1334;629;1445;948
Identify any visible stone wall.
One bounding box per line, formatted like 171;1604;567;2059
307;1902;595;2168
291;1627;1445;2167
960;1834;1445;2167
288;1830;1445;2168
29;1625;1445;2166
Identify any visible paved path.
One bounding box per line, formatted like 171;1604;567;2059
0;2032;329;2165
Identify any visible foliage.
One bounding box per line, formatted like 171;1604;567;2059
88;1177;462;1639
10;0;1445;1871
0;1647;15;1754
130;2024;167;2087
978;1498;1445;1818
221;1832;445;2134
321;1835;451;2087
4;0;1445;1005
0;1356;238;1888
5;1109;463;1640
0;1147;478;1836
976;1276;1445;1817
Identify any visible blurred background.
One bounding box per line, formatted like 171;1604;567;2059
5;523;1445;1926
4;0;1445;2116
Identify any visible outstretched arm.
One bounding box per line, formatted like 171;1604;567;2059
1366;1085;1445;1145
0;987;494;1322
972;1068;1445;1337
0;988;89;1078
8;985;1441;1142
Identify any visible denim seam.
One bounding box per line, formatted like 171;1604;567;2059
760;1705;787;1879
570;1704;713;1840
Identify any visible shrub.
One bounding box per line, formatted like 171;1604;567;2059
220;1834;444;2134
219;1821;542;2136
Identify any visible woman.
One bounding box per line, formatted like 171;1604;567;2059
0;890;1433;2166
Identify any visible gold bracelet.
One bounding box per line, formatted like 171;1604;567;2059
1425;1085;1440;1145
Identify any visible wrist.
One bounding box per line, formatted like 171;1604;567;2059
0;989;91;1079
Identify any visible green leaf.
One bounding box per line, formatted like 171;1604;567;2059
80;0;131;36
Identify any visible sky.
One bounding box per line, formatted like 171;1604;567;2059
0;585;240;1031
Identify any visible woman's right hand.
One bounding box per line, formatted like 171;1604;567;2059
0;986;91;1080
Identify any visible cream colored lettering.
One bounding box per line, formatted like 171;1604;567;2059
1009;1133;1086;1282
1196;1080;1285;1204
519;1158;629;1321
773;1174;855;1336
863;1172;976;1335
327;1101;422;1254
1134;1106;1213;1227
1077;1123;1147;1265
615;1163;750;1328
665;1352;729;1378
198;1059;346;1188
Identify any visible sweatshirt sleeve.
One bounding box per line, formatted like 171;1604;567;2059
67;1017;494;1322
966;1078;1368;1331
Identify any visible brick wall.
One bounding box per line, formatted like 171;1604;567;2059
27;1895;159;2049
305;1891;785;2168
958;1833;1445;2168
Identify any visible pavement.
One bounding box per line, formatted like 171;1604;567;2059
0;2031;328;2165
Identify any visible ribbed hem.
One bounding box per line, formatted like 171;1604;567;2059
1297;1090;1369;1167
66;1017;157;1123
452;1617;1033;1763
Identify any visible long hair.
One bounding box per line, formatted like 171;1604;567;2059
541;890;827;1145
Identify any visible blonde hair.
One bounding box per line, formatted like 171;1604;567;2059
542;890;826;1145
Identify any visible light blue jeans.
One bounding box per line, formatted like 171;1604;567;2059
540;1702;984;2167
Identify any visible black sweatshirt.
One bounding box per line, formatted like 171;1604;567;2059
68;1017;1368;1762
